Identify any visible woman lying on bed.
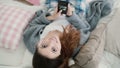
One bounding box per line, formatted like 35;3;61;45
23;4;91;68
23;1;112;67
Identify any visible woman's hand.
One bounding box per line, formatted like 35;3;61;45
47;7;62;21
66;4;75;16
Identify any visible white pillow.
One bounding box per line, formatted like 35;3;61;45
0;4;35;50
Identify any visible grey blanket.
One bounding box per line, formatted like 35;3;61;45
70;0;113;68
86;0;113;31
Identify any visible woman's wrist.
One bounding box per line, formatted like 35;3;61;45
66;11;73;17
46;16;53;21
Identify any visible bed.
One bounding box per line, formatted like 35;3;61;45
0;0;44;68
0;0;120;68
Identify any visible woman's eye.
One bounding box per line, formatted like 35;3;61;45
52;48;57;52
41;44;47;48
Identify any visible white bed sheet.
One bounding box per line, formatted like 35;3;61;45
0;39;26;66
0;49;33;68
98;1;120;68
98;51;120;68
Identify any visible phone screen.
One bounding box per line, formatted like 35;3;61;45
58;1;68;14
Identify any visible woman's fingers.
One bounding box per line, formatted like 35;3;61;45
58;10;62;14
67;4;74;16
54;6;58;14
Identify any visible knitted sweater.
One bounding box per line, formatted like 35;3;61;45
23;0;112;56
23;10;91;55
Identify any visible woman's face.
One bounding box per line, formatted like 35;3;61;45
37;30;62;59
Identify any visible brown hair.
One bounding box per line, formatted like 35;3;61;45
33;25;80;68
59;25;80;68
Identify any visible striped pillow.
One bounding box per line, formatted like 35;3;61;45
0;4;35;50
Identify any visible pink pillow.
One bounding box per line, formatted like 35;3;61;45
0;4;35;50
26;0;40;5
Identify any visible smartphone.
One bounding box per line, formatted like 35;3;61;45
58;1;68;14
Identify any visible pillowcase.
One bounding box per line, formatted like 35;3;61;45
70;23;107;68
0;4;35;50
26;0;40;5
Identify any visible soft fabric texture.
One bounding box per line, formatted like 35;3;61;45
45;0;92;16
86;0;113;31
26;0;40;5
0;39;26;66
98;51;120;68
70;3;120;67
40;16;69;39
96;7;120;68
23;0;113;56
0;0;120;68
23;10;93;54
0;4;35;50
104;8;120;59
70;23;107;68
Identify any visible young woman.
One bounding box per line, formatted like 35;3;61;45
23;4;93;68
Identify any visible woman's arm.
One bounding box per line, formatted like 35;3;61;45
66;5;91;45
23;9;62;54
23;10;52;54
